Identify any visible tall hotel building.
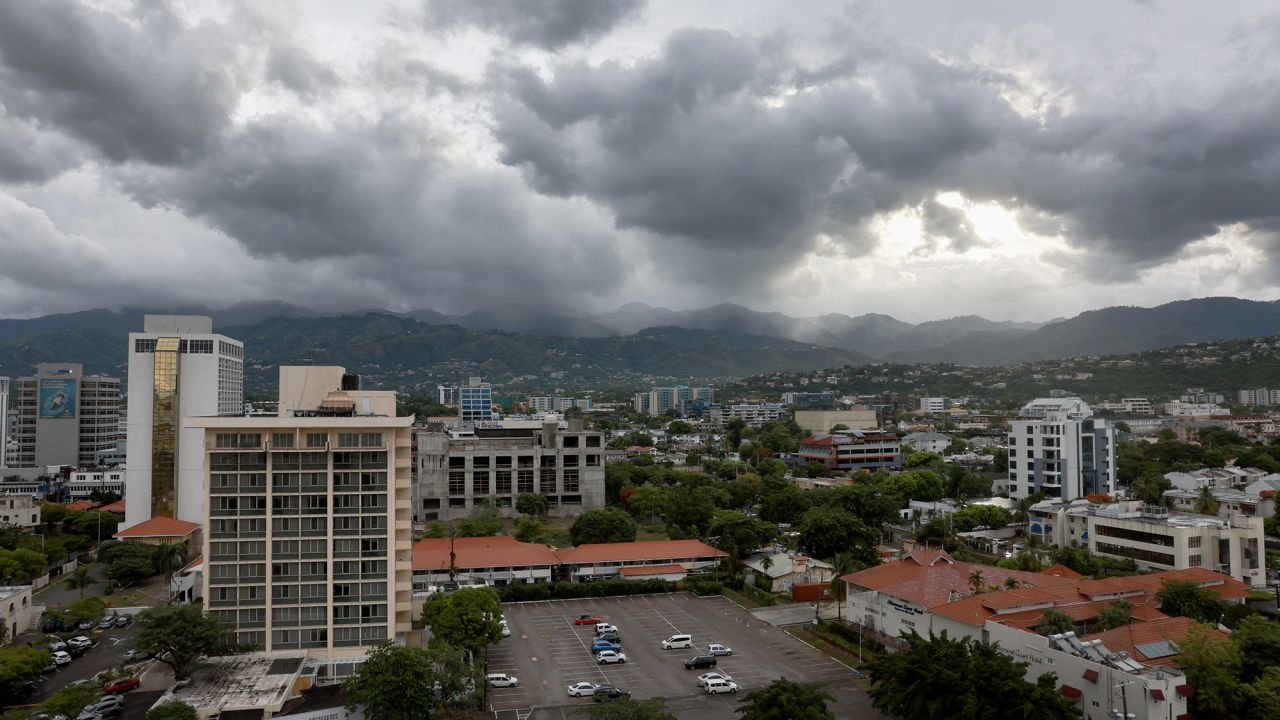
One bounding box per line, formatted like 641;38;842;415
125;316;244;528
1007;397;1117;502
187;367;413;654
0;377;9;468
9;363;120;468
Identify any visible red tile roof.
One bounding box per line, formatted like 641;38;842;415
99;499;126;513
1075;568;1251;602
619;564;687;577
842;549;1076;610
555;540;727;565
1081;616;1227;668
1040;564;1083;579
66;500;97;511
114;516;200;538
412;536;559;572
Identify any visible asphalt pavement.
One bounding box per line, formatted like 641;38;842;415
29;623;140;702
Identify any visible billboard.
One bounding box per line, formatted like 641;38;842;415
39;378;78;419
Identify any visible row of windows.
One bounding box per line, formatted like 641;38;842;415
133;338;216;354
446;469;581;496
1095;541;1175;567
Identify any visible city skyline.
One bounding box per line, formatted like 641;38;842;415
1;1;1279;324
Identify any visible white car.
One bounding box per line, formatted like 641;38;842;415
67;636;93;649
594;623;618;634
697;672;734;687
567;682;599;697
705;679;740;695
47;640;67;652
500;619;511;637
486;673;519;688
708;643;733;656
51;651;72;666
596;650;628;665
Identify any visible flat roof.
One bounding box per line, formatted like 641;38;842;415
166;653;308;713
186;416;414;428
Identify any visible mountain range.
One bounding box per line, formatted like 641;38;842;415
1;298;1279;389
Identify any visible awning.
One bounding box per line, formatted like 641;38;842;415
1082;669;1099;683
1059;685;1082;699
1150;689;1165;701
1176;685;1190;698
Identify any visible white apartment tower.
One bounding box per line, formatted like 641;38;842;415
188;367;413;655
125;315;244;528
9;364;120;468
0;377;8;468
1008;397;1117;502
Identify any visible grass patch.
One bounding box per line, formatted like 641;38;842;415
1250;589;1276;602
789;626;868;671
720;586;769;609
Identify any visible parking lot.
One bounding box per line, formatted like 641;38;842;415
488;593;877;717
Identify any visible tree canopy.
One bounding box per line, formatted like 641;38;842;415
736;678;835;720
420;586;504;657
578;697;678;720
145;702;200;720
1096;599;1134;631
0;644;50;700
1156;578;1227;624
797;505;879;563
133;603;245;679
343;641;472;720
570;507;638;545
867;631;1081;720
515;492;550;518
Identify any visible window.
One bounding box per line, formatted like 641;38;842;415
134;338;157;353
272;433;295;449
564;436;579;448
496;470;512;495
472;472;490;496
517;470;534;494
1188;536;1202;548
215;433;239;449
449;457;466;469
586;454;600;466
540;468;557;493
473;456;490;469
518;455;534;468
448;471;466;496
306;433;328;448
586;435;601;448
338;433;360;448
1189;554;1202;567
563;469;580;493
360;433;382;447
496;456;512;468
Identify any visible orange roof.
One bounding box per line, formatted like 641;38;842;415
1082;616;1227;667
842;549;1077;610
1040;564;1083;579
66;500;97;511
1075;568;1251;602
412;536;559;571
555;540;727;565
114;516;200;538
619;564;687;577
99;499;126;513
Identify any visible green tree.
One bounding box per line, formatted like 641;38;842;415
1034;608;1074;635
905;451;944;469
514;516;543;543
667;420;694;435
726;473;765;508
867;631;1081;720
1156;578;1227;624
950;505;1012;532
759;486;810;525
570;507;638;545
881;469;946;504
1130;469;1172;504
342;641;443;720
1096;599;1134;631
151;542;187;593
708;510;777;576
663;486;718;536
725;417;747;454
736;678;835;720
63;596;107;628
827;552;862;621
626;484;668;524
797;506;878;563
0;547;47;582
0;645;51;699
38;684;103;719
133;603;245;679
967;569;986;594
458;499;502;537
145;702;200;720
1179;622;1249;720
515;493;551;518
996;551;1042;572
579;696;678;719
1235;615;1280;682
419;586;503;657
65;564;95;599
991;447;1008;472
1194;486;1221;515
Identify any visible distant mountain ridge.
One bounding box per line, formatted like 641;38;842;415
0;298;1278;383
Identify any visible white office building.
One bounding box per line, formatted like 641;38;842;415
1008;398;1117;501
0;377;8;469
918;397;946;413
708;403;784;429
125;316;244;529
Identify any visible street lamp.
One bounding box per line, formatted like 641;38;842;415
1112;680;1136;720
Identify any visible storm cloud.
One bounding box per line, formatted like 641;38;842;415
0;1;1279;321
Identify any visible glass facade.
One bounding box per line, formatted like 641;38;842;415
150;338;180;518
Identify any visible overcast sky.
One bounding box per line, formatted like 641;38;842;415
2;0;1279;323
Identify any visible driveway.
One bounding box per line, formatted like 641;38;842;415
749;602;841;627
30;624;140;702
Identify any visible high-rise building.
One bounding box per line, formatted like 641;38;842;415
125;316;244;528
458;377;493;424
632;386;713;416
9;363;119;468
415;421;606;522
1238;387;1280;406
527;396;592;413
918;397;946;413
708;403;785;429
436;384;459;406
780;391;835;409
189;367;413;654
1008;398;1117;501
0;377;8;468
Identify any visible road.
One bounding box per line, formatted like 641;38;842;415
30;623;140;702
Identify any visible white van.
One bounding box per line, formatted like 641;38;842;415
662;634;693;650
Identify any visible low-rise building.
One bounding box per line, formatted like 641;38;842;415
781;391;835;408
554;540;726;581
0;494;40;529
1163;487;1275;520
415;422;606;522
794;430;902;471
792;409;877;435
1;585;33;643
742;551;834;593
411;535;559;593
112;516;201;556
66;469;126;499
707;403;784;429
1165;466;1274;491
901;431;952;454
918;397;946;414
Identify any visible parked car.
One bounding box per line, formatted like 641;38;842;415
67;636;93;649
593;686;630;701
51;651;72;666
500;619;510;637
121;649;141;662
595;650;628;665
114;615;132;628
76;621;93;631
708;643;733;656
684;655;717;670
567;682;599;697
85;696;125;715
697;672;734;687
574;615;601;626
486;673;519;688
66;645;89;659
104;677;141;694
704;679;739;695
590;639;621;654
97;616;116;630
596;630;621;643
47;640;67;653
662;634;693;650
593;623;618;634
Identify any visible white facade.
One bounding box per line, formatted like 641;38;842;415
708;403;784;429
67;469;126;499
1094;398;1154;415
125;315;244;529
0;585;33;644
0;494;40;529
901;431;951;454
0;377;8;468
1161;401;1228;417
918;397;946;413
1008;399;1116;502
1238;387;1280;406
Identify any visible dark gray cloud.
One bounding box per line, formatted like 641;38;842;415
423;0;645;49
0;110;82;183
267;44;340;99
0;0;250;166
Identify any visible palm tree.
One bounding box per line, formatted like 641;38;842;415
827;552;861;621
1193;486;1220;515
968;569;986;595
151;542;187;601
66;565;94;599
1003;576;1021;591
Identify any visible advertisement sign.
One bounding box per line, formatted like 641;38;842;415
39;378;77;419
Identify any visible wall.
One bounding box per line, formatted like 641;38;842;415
794;410;878;434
